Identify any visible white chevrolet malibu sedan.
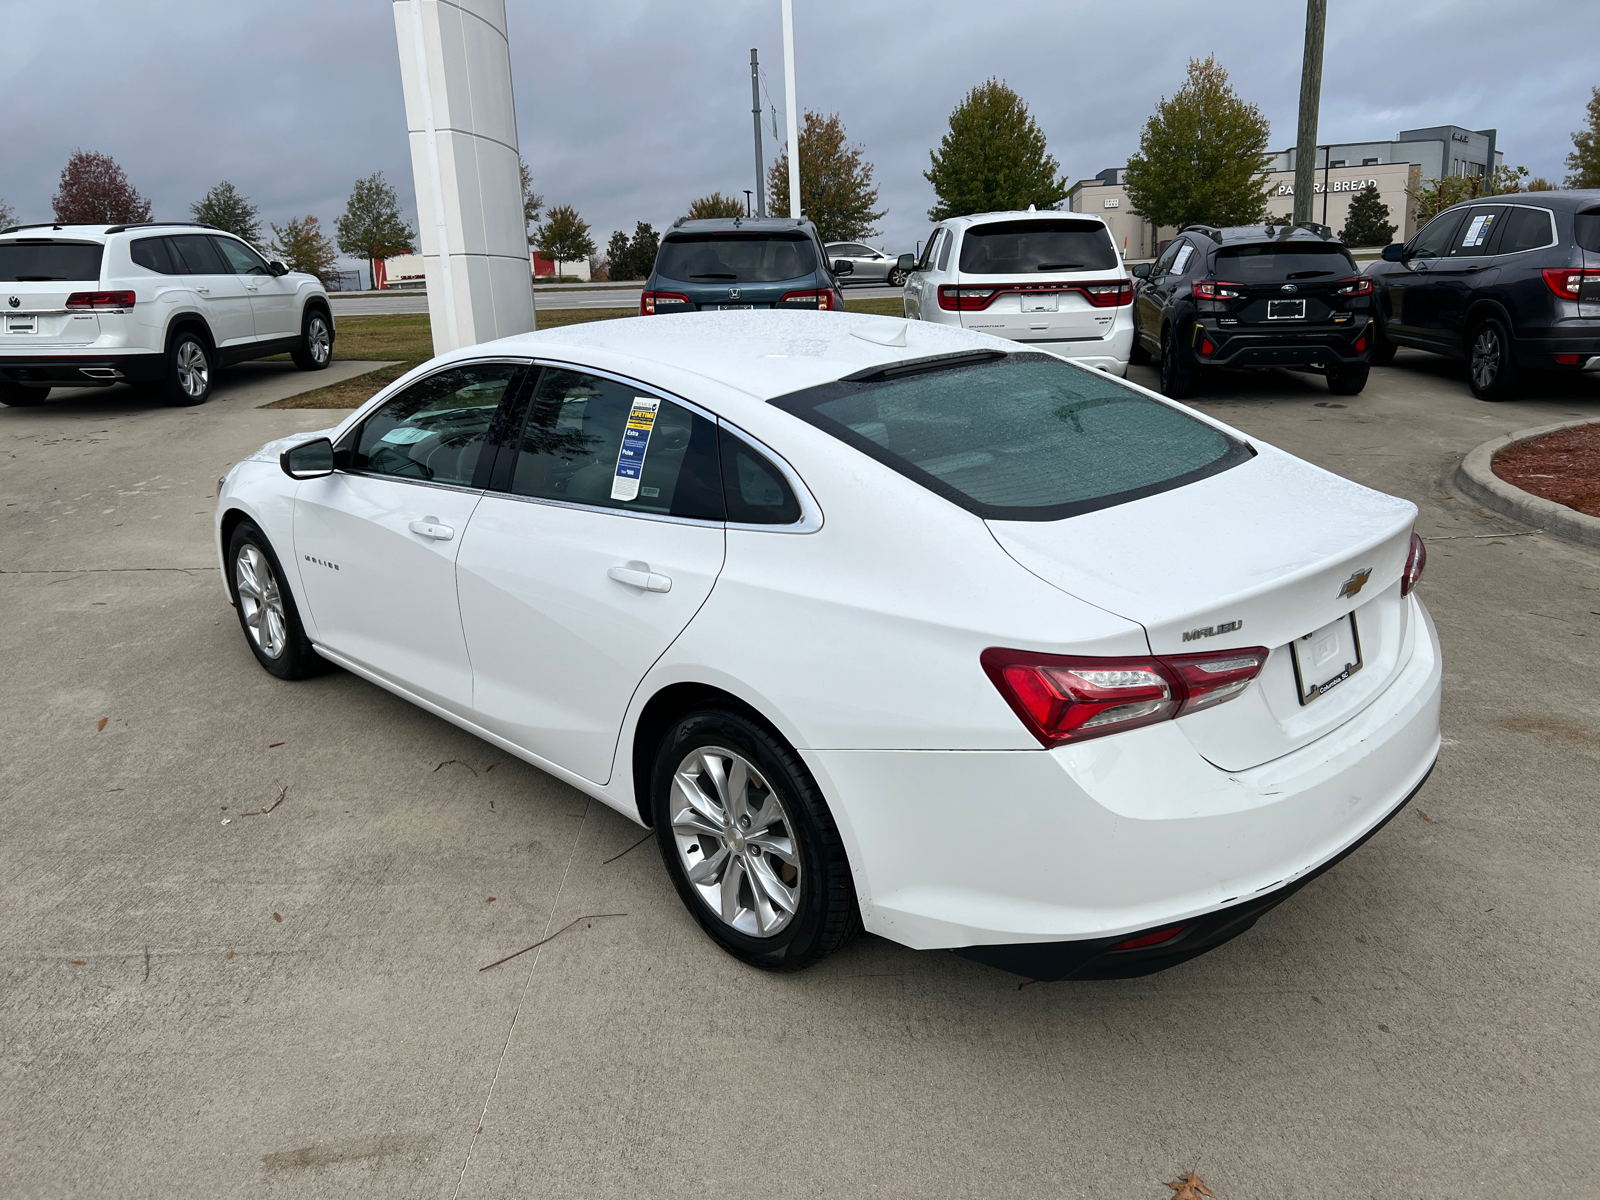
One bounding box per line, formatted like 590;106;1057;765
215;310;1440;980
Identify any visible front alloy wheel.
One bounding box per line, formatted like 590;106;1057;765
888;267;908;288
226;521;324;679
234;543;287;660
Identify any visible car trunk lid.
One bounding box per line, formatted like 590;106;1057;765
950;216;1127;345
0;239;106;345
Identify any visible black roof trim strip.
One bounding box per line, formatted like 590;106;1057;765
839;348;1007;383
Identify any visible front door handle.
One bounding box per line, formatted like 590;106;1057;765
409;517;454;541
608;564;672;593
195;286;211;294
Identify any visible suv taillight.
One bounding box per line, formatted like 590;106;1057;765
639;291;691;315
1335;277;1374;296
1401;532;1426;597
65;290;135;310
1193;281;1243;300
777;289;836;310
1080;279;1134;307
980;646;1269;747
938;286;995;310
1542;267;1600;299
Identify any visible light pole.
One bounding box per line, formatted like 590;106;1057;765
749;48;766;218
1294;0;1327;227
781;0;800;219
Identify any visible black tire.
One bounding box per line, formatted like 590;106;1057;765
1159;325;1197;399
888;268;908;288
225;520;324;679
1128;329;1153;367
652;707;859;972
0;383;50;406
161;331;213;406
1327;363;1370;395
1467;316;1521;401
1368;319;1397;366
290;307;333;371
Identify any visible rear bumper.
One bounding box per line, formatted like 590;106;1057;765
1192;320;1372;368
1511;329;1600;369
0;353;165;385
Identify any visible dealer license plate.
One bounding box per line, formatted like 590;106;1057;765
1267;299;1306;320
713;304;754;310
1290;613;1363;704
1021;293;1059;313
6;315;36;333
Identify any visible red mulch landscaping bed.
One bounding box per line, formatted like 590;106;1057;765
1492;423;1600;518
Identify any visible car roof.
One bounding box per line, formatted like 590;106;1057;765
1180;223;1343;247
943;210;1111;230
665;216;820;236
437;310;1018;406
0;221;227;241
1438;189;1600;214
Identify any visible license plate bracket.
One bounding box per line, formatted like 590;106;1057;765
1267;299;1306;320
6;315;37;333
1290;612;1363;704
1021;293;1059;313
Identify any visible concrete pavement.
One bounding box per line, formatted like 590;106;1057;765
2;349;1598;1198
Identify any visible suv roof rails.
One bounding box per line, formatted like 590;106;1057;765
0;222;66;235
101;221;218;234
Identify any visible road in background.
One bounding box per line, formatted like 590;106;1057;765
332;284;906;316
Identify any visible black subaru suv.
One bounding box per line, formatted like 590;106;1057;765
1131;223;1374;398
1364;191;1600;400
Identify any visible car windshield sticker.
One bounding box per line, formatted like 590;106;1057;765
1172;245;1194;274
611;397;660;501
378;426;432;445
1461;213;1497;247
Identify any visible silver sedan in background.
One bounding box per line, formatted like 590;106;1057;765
825;242;909;287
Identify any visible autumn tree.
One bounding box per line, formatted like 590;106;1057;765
268;215;339;282
1565;85;1600;189
191;180;261;242
1124;56;1273;230
925;80;1066;220
335;172;414;289
533;204;595;275
519;157;544;243
768;110;885;242
1410;165;1534;225
685;192;747;220
51;150;152;225
0;196;15;230
1338;183;1396;247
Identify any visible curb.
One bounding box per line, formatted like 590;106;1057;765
1453;418;1600;551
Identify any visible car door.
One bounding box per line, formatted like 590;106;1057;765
906;228;943;319
168;234;255;350
1386;209;1466;346
1436;205;1507;341
1134;240;1182;355
213;236;297;340
454;365;728;784
856;245;890;282
291;360;527;714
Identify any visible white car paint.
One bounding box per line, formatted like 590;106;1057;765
216;310;1441;957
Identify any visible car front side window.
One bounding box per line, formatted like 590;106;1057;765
214;237;272;276
1408;211;1465;260
353;362;523;487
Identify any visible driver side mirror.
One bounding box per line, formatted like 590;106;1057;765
1381;244;1406;262
896;253;916;272
833;259;854;275
1130;262;1152;279
268;260;289;277
280;437;335;480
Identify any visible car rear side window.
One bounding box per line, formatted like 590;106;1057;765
771;353;1251;521
168;234;227;275
654;234;817;284
720;430;800;524
354;362;523;487
1573;208;1600;253
1214;241;1355;281
0;240;104;282
958;219;1118;274
130;237;178;274
508;369;724;521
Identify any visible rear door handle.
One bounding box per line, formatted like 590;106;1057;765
195;287;210;294
408;517;454;540
608;565;672;593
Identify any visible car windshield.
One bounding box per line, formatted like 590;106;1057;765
0;241;104;282
1214;242;1356;282
771;353;1251;521
958;220;1118;274
1576;208;1600;253
655;233;818;283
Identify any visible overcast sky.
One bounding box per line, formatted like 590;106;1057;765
2;0;1594;268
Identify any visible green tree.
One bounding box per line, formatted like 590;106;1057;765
335;172;414;289
924;80;1065;220
267;215;339;282
191;180;261;242
1123;55;1273;230
0;196;15;230
533;204;595;275
624;221;659;279
684;191;747;220
768;110;885;240
1338;182;1396;247
519;157;544;243
604;229;632;280
51;150;152;224
1565;85;1600;189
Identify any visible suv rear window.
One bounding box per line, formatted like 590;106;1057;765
655;233;818;283
771;353;1251;521
958;219;1118;274
1214;241;1356;282
1576;208;1600;253
0;240;104;282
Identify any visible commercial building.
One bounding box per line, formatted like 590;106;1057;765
1069;124;1503;256
378;250;590;289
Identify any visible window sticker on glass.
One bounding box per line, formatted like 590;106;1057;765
1171;244;1194;274
1461;213;1496;247
611;397;660;501
379;426;433;445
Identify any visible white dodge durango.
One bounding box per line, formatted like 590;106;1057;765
215;310;1441;980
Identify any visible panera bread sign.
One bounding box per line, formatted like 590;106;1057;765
1276;178;1380;196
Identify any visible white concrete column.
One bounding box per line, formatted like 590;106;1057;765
394;0;535;355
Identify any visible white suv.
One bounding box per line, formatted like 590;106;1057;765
0;222;334;407
902;210;1133;375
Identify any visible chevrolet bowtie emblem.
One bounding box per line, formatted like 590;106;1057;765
1338;568;1373;599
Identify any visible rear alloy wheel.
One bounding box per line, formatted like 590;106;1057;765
290;309;333;371
0;383;50;406
1326;363;1370;395
888;268;909;288
162;333;212;406
1159;326;1197;399
227;521;324;679
1468;317;1520;401
653;707;859;971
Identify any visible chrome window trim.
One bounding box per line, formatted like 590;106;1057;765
477;488;724;529
335;472;485;498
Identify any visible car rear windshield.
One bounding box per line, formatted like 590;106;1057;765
1576;208;1600;253
1214;241;1356;282
655;233;818;283
0;240;104;282
770;352;1252;521
958;219;1118;274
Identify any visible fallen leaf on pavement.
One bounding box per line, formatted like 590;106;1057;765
1165;1171;1214;1199
69;960;86;966
272;913;282;922
225;950;233;960
268;742;285;748
1417;810;1435;823
96;717;108;732
486;897;495;903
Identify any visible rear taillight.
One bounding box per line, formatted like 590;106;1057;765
1111;925;1190;951
778;289;835;310
1080;279;1134;307
1541;267;1600;299
639;291;691;315
1335;277;1374;296
938;286;996;310
65;290;135;310
1192;281;1242;300
1401;531;1426;597
981;645;1269;747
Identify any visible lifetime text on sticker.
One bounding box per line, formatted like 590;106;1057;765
611;397;660;501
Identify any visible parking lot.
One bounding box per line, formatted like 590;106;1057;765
3;350;1598;1198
